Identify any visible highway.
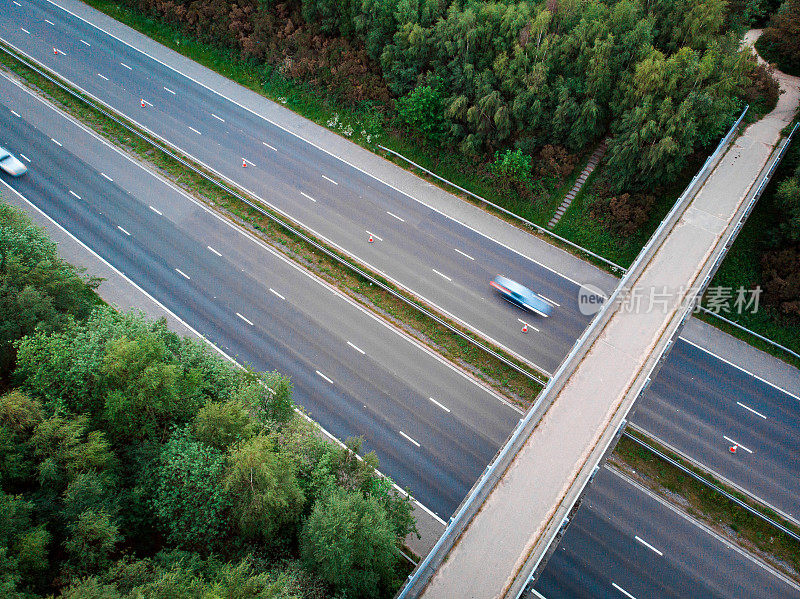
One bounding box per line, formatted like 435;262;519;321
4;1;800;592
0;71;521;520
0;0;597;376
8;75;800;599
533;467;800;599
632;336;800;520
4;0;800;523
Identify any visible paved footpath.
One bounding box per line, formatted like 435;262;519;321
418;34;800;599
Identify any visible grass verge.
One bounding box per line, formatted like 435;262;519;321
611;431;800;580
0;44;544;407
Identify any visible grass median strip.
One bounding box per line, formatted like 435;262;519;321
610;430;800;581
0;43;544;407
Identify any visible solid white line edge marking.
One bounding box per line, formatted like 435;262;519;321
679;336;800;402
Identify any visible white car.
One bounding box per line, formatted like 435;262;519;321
0;147;27;176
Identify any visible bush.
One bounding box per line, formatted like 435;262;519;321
536;145;579;181
590;192;656;236
489;149;533;183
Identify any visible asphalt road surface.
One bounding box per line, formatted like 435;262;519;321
632;336;800;520
533;467;800;599
0;0;597;375
0;71;521;520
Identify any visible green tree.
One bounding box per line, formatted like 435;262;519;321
0;202;98;376
63;509;120;577
152;429;230;549
396;82;448;142
301;488;398;599
0;390;43;488
30;414;114;491
756;0;800;75
774;177;800;243
232;371;294;424
223;436;304;542
192;399;255;450
0;491;49;596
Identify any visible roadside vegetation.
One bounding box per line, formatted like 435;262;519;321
84;0;779;266
0;201;415;599
706;121;800;356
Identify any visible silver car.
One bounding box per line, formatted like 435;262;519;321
0;147;27;176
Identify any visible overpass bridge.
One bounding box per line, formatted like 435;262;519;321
400;61;800;599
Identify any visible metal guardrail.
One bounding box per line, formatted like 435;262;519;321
622;431;800;543
0;40;549;390
700;308;800;361
397;106;749;599
378;145;626;273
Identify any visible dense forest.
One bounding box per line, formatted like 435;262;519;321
0;201;415;598
114;0;780;198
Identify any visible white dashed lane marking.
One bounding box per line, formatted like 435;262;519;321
116;225;130;236
635;535;663;556
432;269;452;282
399;431;421;448
175;268;190;280
316;370;334;384
68;190;81;200
207;245;222;257
428;397;451;413
386;211;405;222
236;312;254;326
149;205;163;216
347;341;365;355
737;401;767;419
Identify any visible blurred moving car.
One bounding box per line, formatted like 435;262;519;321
490;275;552;317
0;147;27;176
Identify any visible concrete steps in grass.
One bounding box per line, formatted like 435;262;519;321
547;140;607;229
